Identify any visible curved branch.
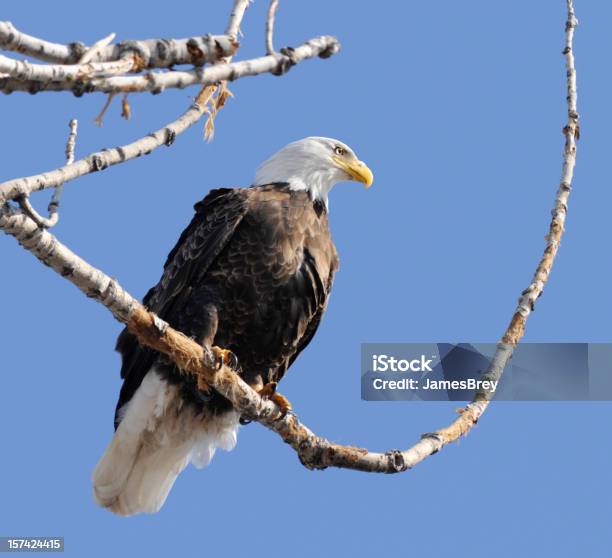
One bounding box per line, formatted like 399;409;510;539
0;1;579;475
16;119;78;229
417;0;580;442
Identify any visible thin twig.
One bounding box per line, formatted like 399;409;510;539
0;97;211;206
15;196;50;229
16;119;78;229
94;93;116;126
265;0;280;55
64;119;78;165
78;32;116;64
47;118;79;221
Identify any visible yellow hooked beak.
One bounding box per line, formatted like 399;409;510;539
333;156;374;188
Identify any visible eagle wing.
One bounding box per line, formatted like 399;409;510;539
286;256;336;371
114;188;249;425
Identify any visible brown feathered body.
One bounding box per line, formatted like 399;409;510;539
116;182;338;418
93;182;339;515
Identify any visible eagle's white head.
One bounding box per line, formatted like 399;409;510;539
254;137;374;207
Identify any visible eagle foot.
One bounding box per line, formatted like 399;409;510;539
204;346;239;371
200;346;238;394
258;382;292;421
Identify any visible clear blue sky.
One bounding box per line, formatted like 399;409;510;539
1;1;610;556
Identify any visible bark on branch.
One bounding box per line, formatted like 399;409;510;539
0;1;579;474
0;35;339;96
0;88;217;206
0;204;478;471
0;21;237;68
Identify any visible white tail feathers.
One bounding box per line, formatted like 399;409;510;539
92;369;239;516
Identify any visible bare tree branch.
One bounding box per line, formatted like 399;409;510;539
0;38;338;206
426;0;580;439
265;0;280;55
0;1;579;475
0;52;139;81
0;21;237;67
0;35;339;96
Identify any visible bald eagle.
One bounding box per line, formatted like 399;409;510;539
92;137;373;515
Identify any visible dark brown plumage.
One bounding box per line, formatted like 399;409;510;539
114;182;339;426
93;136;373;515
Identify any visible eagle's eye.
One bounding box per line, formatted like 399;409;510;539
334;145;346;156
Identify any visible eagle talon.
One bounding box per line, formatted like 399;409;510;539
227;351;239;371
258;382;292;421
211;346;239;371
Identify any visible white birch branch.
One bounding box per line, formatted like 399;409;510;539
226;0;251;39
0;1;580;474
0;35;339;96
0;21;85;63
0;52;139;84
0;21;237;68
